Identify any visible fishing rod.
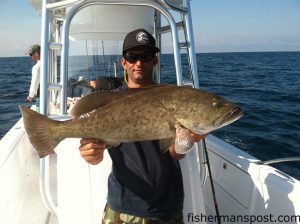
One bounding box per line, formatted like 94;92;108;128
202;139;221;224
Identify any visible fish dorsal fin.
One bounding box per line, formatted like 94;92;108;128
69;91;124;117
175;125;194;154
70;85;168;117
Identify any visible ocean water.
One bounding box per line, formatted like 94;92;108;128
0;52;299;179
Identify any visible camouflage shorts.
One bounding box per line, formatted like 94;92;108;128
102;205;184;224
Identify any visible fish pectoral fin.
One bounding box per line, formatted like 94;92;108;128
159;138;175;153
175;126;195;154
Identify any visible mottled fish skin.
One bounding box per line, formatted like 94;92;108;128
19;85;243;158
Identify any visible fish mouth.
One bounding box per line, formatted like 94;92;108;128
215;107;243;128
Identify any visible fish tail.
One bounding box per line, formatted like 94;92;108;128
19;106;64;158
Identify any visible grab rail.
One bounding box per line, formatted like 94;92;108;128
46;0;87;10
181;0;199;89
262;157;300;165
159;0;187;13
39;0;57;215
39;157;57;215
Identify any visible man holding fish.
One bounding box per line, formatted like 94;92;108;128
20;28;242;223
79;29;206;224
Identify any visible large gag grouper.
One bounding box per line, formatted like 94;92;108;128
20;85;243;158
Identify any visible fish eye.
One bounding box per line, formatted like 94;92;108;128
213;102;223;108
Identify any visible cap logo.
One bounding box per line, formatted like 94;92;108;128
136;32;149;44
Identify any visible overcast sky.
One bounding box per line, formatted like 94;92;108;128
0;0;299;57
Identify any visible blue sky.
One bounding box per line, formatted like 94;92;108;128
0;0;299;57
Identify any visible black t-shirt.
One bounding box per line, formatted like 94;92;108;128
107;140;184;218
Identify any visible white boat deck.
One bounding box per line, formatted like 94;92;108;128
0;118;55;224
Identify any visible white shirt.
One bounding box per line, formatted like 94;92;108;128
28;60;41;98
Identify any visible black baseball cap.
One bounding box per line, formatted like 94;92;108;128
122;29;160;56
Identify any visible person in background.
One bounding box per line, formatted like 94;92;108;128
79;29;207;224
27;44;41;103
